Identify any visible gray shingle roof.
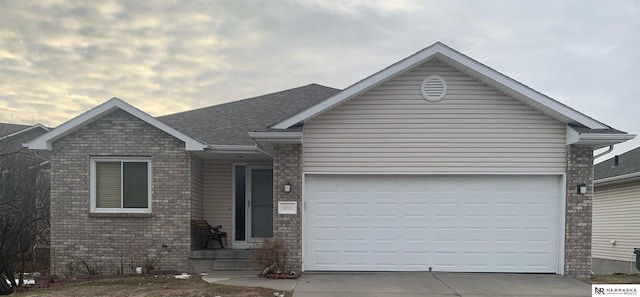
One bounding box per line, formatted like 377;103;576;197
158;84;340;145
0;123;31;138
595;146;640;180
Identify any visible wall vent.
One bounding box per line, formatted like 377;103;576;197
420;75;447;102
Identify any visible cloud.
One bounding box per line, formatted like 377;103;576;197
0;0;638;157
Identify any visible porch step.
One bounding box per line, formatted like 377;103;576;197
213;259;256;271
189;249;259;273
191;249;258;259
189;258;257;272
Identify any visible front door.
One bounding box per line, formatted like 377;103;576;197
248;166;273;239
233;165;273;248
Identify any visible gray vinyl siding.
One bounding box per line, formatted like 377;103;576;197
593;180;640;262
190;155;204;219
303;59;566;173
203;161;233;238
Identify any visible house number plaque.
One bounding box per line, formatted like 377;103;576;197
278;201;297;215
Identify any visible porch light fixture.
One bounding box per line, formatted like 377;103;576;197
577;184;587;194
284;182;291;193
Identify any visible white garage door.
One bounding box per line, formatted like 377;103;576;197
304;175;560;272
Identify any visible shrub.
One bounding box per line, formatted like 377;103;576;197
250;238;288;274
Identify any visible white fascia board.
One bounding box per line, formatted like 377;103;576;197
248;131;303;142
196;144;272;158
566;126;635;148
207;145;260;152
2;124;49;142
595;172;640;185
273;42;609;130
27;98;206;151
579;133;637;142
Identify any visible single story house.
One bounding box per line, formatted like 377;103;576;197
593;146;640;274
27;42;635;278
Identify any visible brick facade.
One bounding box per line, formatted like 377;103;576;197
272;143;303;272
45;109;597;277
564;144;594;277
49;109;192;276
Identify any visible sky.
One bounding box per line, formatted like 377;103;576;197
0;0;638;160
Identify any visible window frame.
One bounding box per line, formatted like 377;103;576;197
90;157;152;213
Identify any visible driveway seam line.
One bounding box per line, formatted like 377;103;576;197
431;272;462;297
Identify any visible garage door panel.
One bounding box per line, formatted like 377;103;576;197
344;227;367;242
403;227;429;242
305;175;560;272
344;202;367;217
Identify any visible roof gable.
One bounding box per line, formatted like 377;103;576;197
27;98;206;151
273;42;610;130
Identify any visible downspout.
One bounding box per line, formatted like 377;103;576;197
594;145;614;159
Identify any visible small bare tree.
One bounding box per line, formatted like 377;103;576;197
0;146;50;295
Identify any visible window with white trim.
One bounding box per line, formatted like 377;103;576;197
91;157;151;213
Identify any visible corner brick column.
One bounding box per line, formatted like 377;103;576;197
272;143;303;272
565;145;594;277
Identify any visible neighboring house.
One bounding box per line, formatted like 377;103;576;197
0;122;51;262
26;42;635;278
593;147;640;274
0;122;50;172
0;123;49;158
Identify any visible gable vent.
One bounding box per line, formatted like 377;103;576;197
420;75;447;102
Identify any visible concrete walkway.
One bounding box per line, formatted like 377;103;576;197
201;271;297;292
292;272;591;297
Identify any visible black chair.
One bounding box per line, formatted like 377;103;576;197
192;219;227;249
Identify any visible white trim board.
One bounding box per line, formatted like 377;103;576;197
566;126;635;148
27;98;206;151
273;42;610;130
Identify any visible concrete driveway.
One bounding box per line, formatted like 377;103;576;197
292;272;590;297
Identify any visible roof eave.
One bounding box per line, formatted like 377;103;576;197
249;131;303;155
248;131;303;143
566;126;636;149
595;172;640;186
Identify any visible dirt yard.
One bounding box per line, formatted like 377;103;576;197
14;275;291;297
